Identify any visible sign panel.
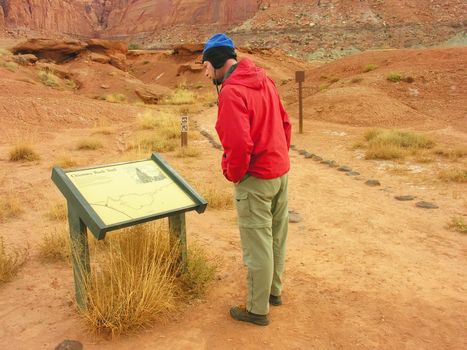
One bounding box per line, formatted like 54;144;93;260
66;160;195;226
295;70;305;83
181;116;189;132
52;153;207;238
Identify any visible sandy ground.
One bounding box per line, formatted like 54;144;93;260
0;46;466;349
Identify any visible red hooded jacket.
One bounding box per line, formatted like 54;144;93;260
215;58;291;183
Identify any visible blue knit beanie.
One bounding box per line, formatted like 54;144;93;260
202;33;237;69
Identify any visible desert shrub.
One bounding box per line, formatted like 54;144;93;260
447;217;467;234
0;236;28;284
38;228;70;262
351;77;363;83
402;76;415;83
163;88;196;105
0;48;12;56
38;69;61;87
64;79;77;90
361;129;435;160
387;73;402;82
104;93;127;103
129;135;178;153
329;77;339;83
77;138;103;150
55;153;78;168
433;148;467;160
438;169;467;183
363;64;377;73
0;194;23;221
9;143;40;161
46;202;67;221
128;43;139;50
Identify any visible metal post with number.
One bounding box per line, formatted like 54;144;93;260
295;71;305;134
181;116;188;147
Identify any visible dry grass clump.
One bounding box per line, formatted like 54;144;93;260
46;202;67;221
360;129;435;160
0;48;12;56
0;61;18;72
200;186;233;210
363;64;377;73
433;147;467;160
77;138;103;150
0;193;23;221
55;153;78;168
129;135;178;153
163;88;196;105
105;93;127;103
92;127;113;136
9;143;40;161
38;68;61;87
351;77;363;84
447;217;467;234
38;227;70;262
438;169;467;183
175;146;201;158
387;73;402;82
81;224;180;336
0;236;28;284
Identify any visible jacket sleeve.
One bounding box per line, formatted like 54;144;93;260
215;87;253;183
279;97;292;149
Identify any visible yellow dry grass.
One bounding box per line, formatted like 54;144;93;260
104;93;127;103
360;129;435;160
175;146;201;158
163;88;196;105
46;202;67;221
80;223;180;336
0;61;18;72
77;138;103;150
0;193;23;221
38;227;70;262
9;143;40;161
38;69;61;87
0;236;28;284
55;153;78;168
199;185;233;210
438;169;467;183
447;217;467;234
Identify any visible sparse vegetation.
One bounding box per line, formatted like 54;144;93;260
38;68;61;87
0;193;23;222
55;153;78;168
447;217;467;234
0;61;18;72
351;77;363;84
143;60;150;65
433;147;467;160
363;64;378;73
438;169;467;183
358;129;435;160
329;77;339;83
175;146;201;158
129;135;178;153
77;138;103;150
91;127;113;136
64;79;77;90
200;186;233;210
128;43;140;50
80;223;214;336
387;73;402;82
104;93;127;103
9;143;40;161
0;236;28;284
163;88;196;105
38;228;70;262
0;48;12;56
46;202;67;221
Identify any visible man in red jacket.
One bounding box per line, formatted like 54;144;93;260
203;33;291;326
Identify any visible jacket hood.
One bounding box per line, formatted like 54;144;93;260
222;58;266;90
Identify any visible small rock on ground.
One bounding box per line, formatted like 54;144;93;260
416;201;439;209
365;179;381;187
312;155;323;161
55;340;83;350
288;210;302;223
298;149;307;155
337;166;352;172
346;171;360;176
395;195;416;201
304;152;314;158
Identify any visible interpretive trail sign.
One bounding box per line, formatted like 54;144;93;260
51;153;207;310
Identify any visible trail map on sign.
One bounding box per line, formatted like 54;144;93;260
66;160;195;225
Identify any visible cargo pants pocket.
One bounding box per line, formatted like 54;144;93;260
235;192;250;218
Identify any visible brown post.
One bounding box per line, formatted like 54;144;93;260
181;115;188;147
295;71;305;134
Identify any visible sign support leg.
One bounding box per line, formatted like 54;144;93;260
169;213;187;267
67;202;90;311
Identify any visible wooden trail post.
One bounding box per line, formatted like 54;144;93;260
295;71;305;134
181;115;188;147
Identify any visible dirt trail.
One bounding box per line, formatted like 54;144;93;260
0;103;466;349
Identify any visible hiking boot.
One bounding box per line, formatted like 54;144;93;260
269;294;282;306
229;306;269;326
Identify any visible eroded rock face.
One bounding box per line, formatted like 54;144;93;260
12;38;86;63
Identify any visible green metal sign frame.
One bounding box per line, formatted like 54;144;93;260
51;153;207;310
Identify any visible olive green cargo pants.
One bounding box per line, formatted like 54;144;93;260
234;173;288;315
